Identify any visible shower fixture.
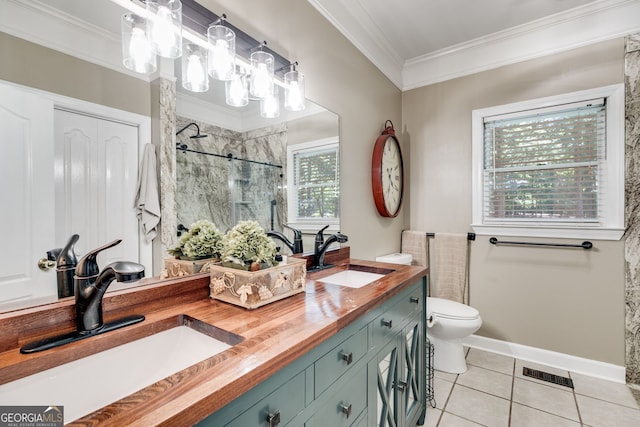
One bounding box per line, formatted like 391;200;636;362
176;122;207;139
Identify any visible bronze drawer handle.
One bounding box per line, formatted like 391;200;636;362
410;296;420;304
340;351;353;365
396;380;407;392
267;410;281;427
381;318;393;328
340;403;352;418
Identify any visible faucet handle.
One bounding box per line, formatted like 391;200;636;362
315;225;330;243
56;234;79;269
283;224;302;239
76;239;122;277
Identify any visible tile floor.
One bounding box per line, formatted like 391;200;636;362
424;347;640;427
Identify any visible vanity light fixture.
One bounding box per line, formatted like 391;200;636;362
182;42;208;92
207;15;235;81
115;0;305;112
284;62;305;112
249;46;275;99
146;0;182;59
121;13;157;74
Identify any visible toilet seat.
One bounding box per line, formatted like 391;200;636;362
427;297;479;320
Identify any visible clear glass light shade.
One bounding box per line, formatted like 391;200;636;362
207;25;235;81
182;43;209;92
146;0;182;59
225;73;249;107
260;84;280;118
249;51;274;99
284;69;306;111
121;13;157;74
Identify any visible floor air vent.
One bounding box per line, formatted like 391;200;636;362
523;367;574;388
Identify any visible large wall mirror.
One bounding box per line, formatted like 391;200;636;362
0;0;339;313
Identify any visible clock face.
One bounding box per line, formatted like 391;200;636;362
381;138;402;214
371;133;404;217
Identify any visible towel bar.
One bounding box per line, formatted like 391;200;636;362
425;232;475;241
489;237;593;249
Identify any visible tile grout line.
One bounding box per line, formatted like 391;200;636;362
568;371;584;426
508;356;515;427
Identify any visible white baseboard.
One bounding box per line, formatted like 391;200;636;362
463;334;626;384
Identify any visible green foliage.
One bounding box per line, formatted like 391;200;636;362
169;220;223;259
221;220;278;267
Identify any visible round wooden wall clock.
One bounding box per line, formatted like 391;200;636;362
371;120;404;218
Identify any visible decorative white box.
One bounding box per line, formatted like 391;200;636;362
209;257;307;309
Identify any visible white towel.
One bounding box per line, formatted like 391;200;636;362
134;144;161;242
401;230;428;267
432;233;468;303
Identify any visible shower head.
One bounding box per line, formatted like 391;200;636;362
176;122;208;139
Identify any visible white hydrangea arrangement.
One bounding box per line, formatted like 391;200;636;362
221;220;278;270
169;219;223;260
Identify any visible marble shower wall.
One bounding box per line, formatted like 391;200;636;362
175;117;287;235
625;33;640;384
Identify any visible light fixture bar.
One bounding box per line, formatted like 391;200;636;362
180;0;291;73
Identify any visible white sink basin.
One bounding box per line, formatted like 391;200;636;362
0;317;242;423
321;270;385;288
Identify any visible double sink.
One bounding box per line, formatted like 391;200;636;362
0;263;394;423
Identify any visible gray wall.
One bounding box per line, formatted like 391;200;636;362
0;32;150;116
198;0;405;260
402;38;625;365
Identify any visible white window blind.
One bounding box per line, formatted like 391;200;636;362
289;140;339;223
482;100;605;223
471;84;624;240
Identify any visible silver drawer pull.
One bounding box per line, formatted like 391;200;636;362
396;380;407;392
267;410;281;427
340;403;352;418
340;351;353;365
381;318;393;328
410;296;420;304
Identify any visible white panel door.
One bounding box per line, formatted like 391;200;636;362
54;109;140;268
0;82;56;303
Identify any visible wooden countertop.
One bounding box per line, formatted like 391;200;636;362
0;258;426;426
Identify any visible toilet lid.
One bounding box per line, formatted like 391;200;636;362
427;297;479;320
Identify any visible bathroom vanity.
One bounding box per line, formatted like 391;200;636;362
0;255;427;426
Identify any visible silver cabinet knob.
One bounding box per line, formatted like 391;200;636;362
340;403;352;418
340;351;353;365
267;410;281;427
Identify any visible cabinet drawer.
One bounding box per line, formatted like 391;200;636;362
314;365;367;427
226;371;305;427
314;325;368;397
372;285;423;349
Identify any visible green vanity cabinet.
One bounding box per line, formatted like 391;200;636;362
369;287;425;427
197;277;426;427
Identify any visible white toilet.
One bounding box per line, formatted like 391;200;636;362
375;252;482;374
426;297;482;374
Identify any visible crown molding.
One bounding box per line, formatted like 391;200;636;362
308;0;640;91
307;0;404;88
402;0;640;90
0;0;149;81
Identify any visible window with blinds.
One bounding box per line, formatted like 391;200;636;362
471;85;624;239
483;100;605;223
288;139;339;226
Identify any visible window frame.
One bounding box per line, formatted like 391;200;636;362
471;84;624;240
286;137;340;232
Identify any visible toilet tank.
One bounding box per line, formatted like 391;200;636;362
375;253;412;265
